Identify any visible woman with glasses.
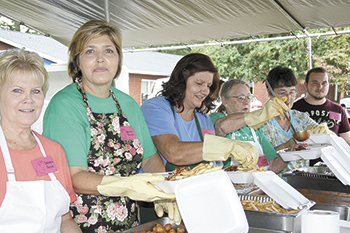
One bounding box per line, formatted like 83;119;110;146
210;79;287;173
260;66;317;175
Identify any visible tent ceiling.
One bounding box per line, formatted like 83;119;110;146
0;0;350;48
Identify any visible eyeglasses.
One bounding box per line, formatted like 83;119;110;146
231;94;254;103
276;90;298;97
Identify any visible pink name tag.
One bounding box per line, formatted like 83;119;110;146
120;126;137;140
201;129;215;139
329;111;341;121
257;155;269;167
31;156;58;176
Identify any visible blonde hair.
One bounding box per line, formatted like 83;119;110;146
68;19;123;80
216;79;249;113
0;48;49;95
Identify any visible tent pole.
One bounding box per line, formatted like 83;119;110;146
105;0;110;22
307;36;312;69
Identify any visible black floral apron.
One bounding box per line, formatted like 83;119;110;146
70;78;143;232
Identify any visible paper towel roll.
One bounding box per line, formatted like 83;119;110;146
302;210;340;233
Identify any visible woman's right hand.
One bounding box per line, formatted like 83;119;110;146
97;173;175;202
244;96;288;130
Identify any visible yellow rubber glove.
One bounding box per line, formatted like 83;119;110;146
307;122;334;135
154;199;181;225
244;96;288;130
202;134;259;168
97;173;175;202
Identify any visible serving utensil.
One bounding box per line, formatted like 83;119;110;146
265;79;310;142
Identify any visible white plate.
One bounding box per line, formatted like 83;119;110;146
253;171;310;209
175;170;248;233
321;146;350;185
225;171;254;184
278;144;328;161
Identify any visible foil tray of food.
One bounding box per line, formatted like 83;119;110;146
239;194;314;233
121;217;186;233
283;166;350;193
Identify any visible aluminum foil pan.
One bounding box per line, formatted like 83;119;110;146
239;194;315;233
121;217;186;233
284;166;335;178
239;194;314;216
283;166;350;193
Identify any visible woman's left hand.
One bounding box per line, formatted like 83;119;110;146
285;138;297;151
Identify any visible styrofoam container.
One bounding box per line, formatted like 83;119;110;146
329;135;350;159
321;146;350;186
278;144;328;161
253;171;311;210
303;133;333;144
175;170;249;233
225;171;255;183
150;179;182;193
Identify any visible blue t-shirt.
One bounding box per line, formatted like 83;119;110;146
141;96;222;170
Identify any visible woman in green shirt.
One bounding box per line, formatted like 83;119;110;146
210;79;287;173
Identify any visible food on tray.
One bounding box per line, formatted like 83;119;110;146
294;143;309;151
134;223;186;233
224;165;265;172
284;143;309;152
166;163;222;181
241;199;298;214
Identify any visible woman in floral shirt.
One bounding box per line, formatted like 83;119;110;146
43;20;175;232
260;66;317;176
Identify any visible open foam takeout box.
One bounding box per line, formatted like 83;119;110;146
276;134;350;186
303;134;350;186
277;134;332;161
252;171;314;210
152;170;249;233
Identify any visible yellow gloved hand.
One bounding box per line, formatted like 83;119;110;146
202;134;259;168
244;96;288;130
154;199;181;225
307;122;334;135
97;173;175;202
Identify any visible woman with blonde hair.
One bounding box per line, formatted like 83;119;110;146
0;48;81;232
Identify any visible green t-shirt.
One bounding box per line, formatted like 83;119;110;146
43;83;157;167
210;112;279;167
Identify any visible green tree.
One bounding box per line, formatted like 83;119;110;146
311;28;350;92
0;17;40;34
163;28;350;93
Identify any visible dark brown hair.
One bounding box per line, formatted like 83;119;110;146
305;67;328;84
160;53;219;113
266;66;297;91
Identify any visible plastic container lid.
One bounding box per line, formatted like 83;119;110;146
304;133;333;144
225;171;254;183
253;171;311;209
309;134;350;186
321;146;350;185
151;178;182;193
175;170;249;233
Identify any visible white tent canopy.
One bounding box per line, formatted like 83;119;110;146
2;0;349;132
1;0;350;50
